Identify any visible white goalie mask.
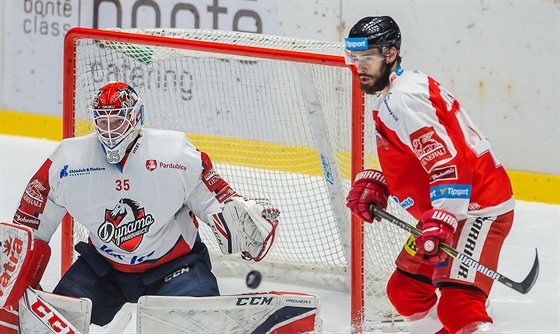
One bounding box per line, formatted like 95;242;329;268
91;82;144;164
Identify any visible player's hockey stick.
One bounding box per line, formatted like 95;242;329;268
369;205;539;294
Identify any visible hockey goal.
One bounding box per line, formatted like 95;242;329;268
62;27;413;330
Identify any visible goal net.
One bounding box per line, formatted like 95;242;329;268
62;27;413;329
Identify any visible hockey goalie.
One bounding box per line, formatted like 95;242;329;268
0;81;320;333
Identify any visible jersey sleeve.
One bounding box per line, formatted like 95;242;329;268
12;147;67;243
184;150;238;225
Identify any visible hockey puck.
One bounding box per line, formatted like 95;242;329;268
246;270;262;289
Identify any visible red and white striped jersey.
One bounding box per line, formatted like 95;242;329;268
12;128;237;273
372;67;514;221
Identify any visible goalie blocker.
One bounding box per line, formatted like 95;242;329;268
0;223;51;309
0;222;51;332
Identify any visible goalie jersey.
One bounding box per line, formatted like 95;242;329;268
372;67;515;221
12;128;237;273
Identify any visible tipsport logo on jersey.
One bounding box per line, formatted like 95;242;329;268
97;198;155;252
429;184;472;201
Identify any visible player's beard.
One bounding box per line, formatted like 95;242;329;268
359;61;392;95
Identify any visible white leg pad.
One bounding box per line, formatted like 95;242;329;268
18;287;92;334
137;291;321;333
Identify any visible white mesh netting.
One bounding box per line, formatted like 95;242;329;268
66;28;413;326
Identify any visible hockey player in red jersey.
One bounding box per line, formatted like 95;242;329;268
4;82;279;327
345;17;515;333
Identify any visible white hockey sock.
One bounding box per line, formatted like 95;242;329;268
403;302;444;334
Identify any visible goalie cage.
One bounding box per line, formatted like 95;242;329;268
61;27;415;331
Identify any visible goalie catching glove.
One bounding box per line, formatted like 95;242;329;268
209;197;279;262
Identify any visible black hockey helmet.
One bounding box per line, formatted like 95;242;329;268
348;16;401;50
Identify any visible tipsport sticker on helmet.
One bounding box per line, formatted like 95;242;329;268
345;37;368;51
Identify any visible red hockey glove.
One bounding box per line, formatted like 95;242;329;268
415;209;458;263
346;169;389;223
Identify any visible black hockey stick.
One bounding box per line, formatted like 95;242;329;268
369;205;539;294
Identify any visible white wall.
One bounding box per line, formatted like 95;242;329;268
1;0;558;175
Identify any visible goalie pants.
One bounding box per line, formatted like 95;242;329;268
52;235;220;326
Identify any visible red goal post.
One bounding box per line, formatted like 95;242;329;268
62;27;412;330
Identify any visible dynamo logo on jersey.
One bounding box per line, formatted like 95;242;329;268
345;37;368;50
430;184;472;200
98;198;154;252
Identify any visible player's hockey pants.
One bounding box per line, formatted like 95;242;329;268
52;235;219;326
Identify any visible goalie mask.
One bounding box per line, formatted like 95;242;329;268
92;82;144;164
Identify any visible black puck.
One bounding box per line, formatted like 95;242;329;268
246;270;262;289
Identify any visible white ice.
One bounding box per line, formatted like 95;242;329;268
1;134;558;333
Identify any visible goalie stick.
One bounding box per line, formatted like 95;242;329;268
369;205;539;294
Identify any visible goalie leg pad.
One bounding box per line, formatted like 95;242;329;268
18;287;92;334
0;222;51;311
137;291;321;334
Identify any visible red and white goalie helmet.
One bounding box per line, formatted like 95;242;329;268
91;81;144;163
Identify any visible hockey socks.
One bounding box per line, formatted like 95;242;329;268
387;269;494;333
386;269;445;333
387;269;438;316
438;286;493;333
